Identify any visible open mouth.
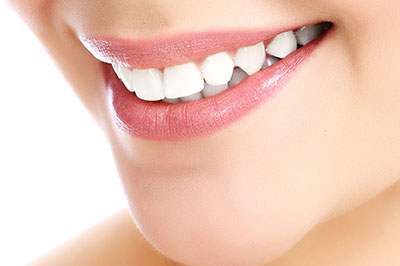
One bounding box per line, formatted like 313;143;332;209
83;22;332;140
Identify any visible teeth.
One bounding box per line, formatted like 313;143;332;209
295;23;330;46
112;64;122;79
163;62;205;99
119;66;135;92
266;31;297;59
202;83;228;98
201;52;234;85
261;57;280;70
180;92;203;102
132;68;165;101
228;68;249;88
112;23;329;103
163;98;180;104
234;42;266;75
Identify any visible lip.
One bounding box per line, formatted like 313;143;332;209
102;26;332;141
83;24;320;69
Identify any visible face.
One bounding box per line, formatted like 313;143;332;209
7;0;400;265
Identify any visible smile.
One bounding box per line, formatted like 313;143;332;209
83;22;332;140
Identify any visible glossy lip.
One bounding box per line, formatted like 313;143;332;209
103;25;332;141
83;23;321;69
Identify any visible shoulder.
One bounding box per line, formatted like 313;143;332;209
28;209;179;266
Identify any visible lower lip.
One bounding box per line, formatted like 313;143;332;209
104;31;328;141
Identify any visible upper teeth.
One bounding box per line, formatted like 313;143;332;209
116;64;135;92
132;68;164;101
295;22;331;46
234;42;266;75
201;52;235;85
163;62;205;99
112;22;330;103
266;31;297;59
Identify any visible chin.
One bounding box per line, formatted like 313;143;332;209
119;165;324;266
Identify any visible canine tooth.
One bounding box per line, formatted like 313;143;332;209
266;31;297;59
261;57;280;70
112;64;122;79
202;83;228;98
295;23;328;46
180;92;203;102
132;69;164;101
163;62;205;99
228;68;249;88
201;52;234;85
234;42;266;75
163;98;180;104
119;66;135;92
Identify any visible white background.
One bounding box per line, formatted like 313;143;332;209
0;3;127;266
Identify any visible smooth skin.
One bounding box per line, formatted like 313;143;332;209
5;0;400;265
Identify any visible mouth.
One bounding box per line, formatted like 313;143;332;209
83;22;332;141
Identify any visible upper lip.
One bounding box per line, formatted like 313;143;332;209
80;22;319;69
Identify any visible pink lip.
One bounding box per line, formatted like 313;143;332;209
83;25;316;69
103;27;331;141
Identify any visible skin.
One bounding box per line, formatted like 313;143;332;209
5;0;400;265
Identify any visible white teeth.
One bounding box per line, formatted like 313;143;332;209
163;62;205;99
202;83;228;98
180;92;203;102
262;57;280;70
228;68;249;88
119;66;135;92
266;31;297;59
295;23;328;46
234;42;266;75
112;23;328;103
132;69;164;101
112;64;122;79
201;52;234;85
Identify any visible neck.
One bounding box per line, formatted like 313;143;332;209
269;180;400;266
